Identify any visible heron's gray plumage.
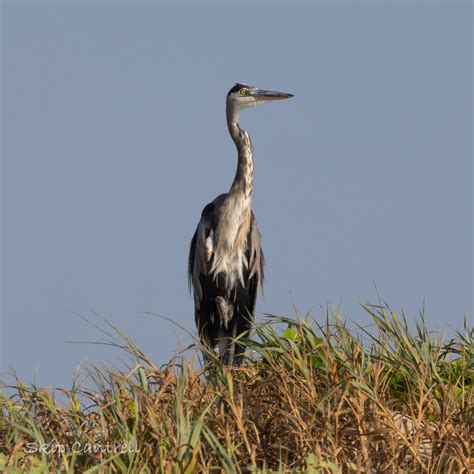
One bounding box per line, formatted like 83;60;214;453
188;83;293;365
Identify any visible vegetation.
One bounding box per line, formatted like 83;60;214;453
0;303;472;472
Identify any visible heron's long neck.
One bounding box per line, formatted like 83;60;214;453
227;109;254;201
210;107;253;264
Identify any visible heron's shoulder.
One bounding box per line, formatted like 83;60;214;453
201;193;228;218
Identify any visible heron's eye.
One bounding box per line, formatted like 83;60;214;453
240;88;247;96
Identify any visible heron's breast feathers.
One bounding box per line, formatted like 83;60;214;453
210;205;252;289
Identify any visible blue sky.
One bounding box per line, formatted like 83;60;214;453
2;1;472;387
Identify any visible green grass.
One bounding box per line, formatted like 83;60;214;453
0;303;472;472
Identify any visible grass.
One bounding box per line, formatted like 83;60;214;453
0;302;472;472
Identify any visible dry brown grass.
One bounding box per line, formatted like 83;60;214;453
0;304;472;472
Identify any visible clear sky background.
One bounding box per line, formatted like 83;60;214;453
1;1;472;387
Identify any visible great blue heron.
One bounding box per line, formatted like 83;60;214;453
188;83;293;366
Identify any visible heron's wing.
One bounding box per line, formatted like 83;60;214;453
188;194;226;300
248;211;265;292
188;195;228;351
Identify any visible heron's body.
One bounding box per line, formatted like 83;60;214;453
188;83;293;365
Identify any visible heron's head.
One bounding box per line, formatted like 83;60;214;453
226;83;293;123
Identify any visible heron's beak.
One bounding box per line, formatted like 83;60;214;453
251;89;294;103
